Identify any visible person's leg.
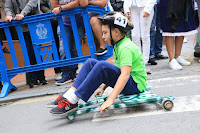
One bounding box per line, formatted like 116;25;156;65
74;60;139;102
194;27;200;57
56;23;85;85
56;25;77;85
50;59;140;115
149;5;157;65
130;7;141;50
51;19;62;80
23;32;46;87
150;5;156;57
154;5;167;59
140;7;154;65
48;58;99;107
174;36;184;59
166;36;182;70
194;0;200;57
90;15;107;55
175;36;191;66
165;36;175;61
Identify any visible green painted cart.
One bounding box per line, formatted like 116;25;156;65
66;88;175;120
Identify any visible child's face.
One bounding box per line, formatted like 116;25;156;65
102;25;111;46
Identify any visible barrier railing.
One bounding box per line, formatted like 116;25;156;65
0;5;113;98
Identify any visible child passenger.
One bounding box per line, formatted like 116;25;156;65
48;12;147;115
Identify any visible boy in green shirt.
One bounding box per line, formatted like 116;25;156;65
49;12;147;115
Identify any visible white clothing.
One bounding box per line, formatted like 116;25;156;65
124;0;156;14
129;7;154;64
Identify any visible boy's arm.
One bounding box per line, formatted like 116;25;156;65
89;0;108;7
79;0;88;7
100;66;131;114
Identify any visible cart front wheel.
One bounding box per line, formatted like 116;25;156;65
162;99;173;111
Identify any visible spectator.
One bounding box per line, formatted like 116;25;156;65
40;0;62;81
110;0;123;12
4;0;48;88
89;0;113;55
124;0;156;73
159;0;197;70
51;0;85;86
0;0;10;54
149;1;168;65
194;0;200;61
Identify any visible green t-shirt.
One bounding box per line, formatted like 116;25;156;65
113;36;147;92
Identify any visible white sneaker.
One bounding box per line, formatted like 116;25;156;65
55;73;62;81
169;59;182;70
183;38;188;43
176;56;191;66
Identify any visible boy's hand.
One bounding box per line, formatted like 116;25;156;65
94;88;105;97
5;16;13;22
125;12;131;19
143;11;150;17
52;7;61;15
14;13;24;20
100;98;114;114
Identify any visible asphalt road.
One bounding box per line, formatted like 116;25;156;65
0;37;200;133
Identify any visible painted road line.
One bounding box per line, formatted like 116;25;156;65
10;96;57;106
92;95;200;122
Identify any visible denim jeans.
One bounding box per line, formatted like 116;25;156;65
23;32;45;80
73;58;140;102
150;5;163;56
57;24;85;78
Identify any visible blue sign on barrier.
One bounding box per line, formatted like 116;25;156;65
0;6;113;98
29;20;53;45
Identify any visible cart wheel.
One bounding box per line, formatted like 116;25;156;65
67;115;75;121
162;99;173;111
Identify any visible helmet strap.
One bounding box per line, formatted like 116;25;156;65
110;27;125;47
110;27;115;46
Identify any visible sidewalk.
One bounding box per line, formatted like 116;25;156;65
0;36;199;103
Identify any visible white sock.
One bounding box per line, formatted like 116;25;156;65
63;89;80;104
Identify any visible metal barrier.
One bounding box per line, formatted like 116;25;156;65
0;5;113;98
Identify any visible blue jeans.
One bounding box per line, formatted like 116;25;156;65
150;5;163;56
73;58;140;102
57;24;85;78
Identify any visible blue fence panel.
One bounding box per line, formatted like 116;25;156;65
0;5;113;98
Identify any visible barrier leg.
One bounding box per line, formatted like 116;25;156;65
0;82;17;98
0;63;17;98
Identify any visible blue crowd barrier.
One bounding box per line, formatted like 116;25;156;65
0;5;113;98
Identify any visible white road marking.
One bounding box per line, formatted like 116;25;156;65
147;75;200;89
147;75;200;83
92;95;200;122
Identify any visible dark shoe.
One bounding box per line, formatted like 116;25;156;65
148;55;157;65
0;82;3;89
49;99;78;116
29;80;39;88
94;48;107;55
155;53;168;59
39;79;48;85
47;95;66;108
194;52;200;57
55;75;76;86
2;46;10;54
